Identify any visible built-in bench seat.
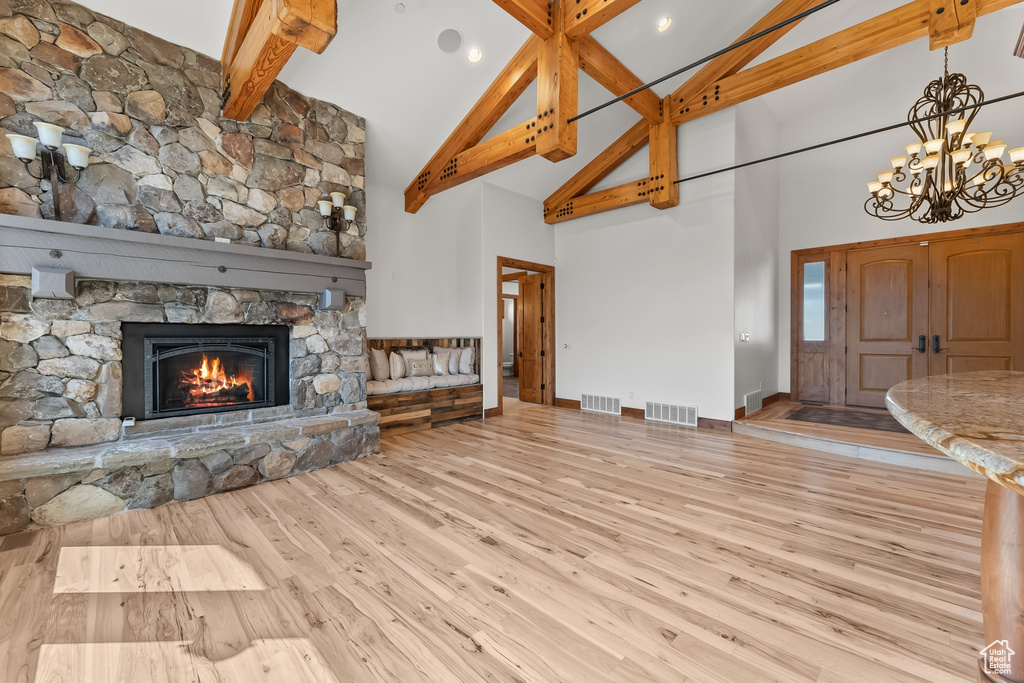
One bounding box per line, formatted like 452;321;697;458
366;338;482;434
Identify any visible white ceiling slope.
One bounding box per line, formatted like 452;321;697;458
77;0;1024;203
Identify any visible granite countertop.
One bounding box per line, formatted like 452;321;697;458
887;371;1024;494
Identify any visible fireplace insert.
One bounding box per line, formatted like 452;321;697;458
122;324;290;420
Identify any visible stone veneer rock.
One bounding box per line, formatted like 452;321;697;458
0;0;367;259
0;271;379;534
0;274;369;455
0;406;380;533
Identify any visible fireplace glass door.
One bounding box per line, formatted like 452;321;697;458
145;338;276;419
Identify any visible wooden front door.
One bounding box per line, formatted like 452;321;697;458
930;233;1024;375
846;244;930;408
519;273;544;404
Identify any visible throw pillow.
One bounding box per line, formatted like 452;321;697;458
432;350;451;375
447;347;463;375
368;348;389;381
388;351;406;380
406;357;434;377
459;346;475;374
399;347;428;361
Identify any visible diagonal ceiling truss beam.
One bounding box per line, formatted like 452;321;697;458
577;35;663;122
404;35;541;212
670;0;823;115
544;120;648;219
669;0;1021;126
563;0;643;38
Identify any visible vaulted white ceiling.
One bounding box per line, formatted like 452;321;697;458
75;0;1024;204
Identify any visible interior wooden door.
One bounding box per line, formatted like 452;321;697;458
846;244;929;408
519;274;543;404
929;233;1024;375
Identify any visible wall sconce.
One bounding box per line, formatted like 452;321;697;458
317;191;358;253
6;122;91;223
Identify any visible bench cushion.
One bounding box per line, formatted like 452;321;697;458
367;374;480;397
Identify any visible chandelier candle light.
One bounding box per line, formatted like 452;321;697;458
6;122;91;223
866;49;1023;223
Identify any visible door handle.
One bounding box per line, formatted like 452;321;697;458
913;335;926;353
518;352;522;357
932;335;948;354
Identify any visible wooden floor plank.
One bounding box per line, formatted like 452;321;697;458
0;404;985;682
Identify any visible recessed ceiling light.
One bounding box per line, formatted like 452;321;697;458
657;17;672;32
394;3;405;13
467;48;482;63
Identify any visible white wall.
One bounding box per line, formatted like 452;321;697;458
734;100;781;409
480;183;556;410
364;181;483;338
775;13;1024;392
555;111;738;421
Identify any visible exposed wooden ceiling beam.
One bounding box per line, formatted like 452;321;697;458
545;180;649;224
223;0;261;67
222;0;336;121
492;0;554;38
537;1;579;162
578;35;663;122
670;0;823;110
929;0;977;49
670;0;1023;126
423;120;539;197
544;120;648;217
563;0;643;38
648;110;678;210
1017;22;1024;57
405;35;541;213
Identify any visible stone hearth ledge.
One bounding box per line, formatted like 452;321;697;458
0;408;378;483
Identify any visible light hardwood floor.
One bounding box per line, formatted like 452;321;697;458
0;405;985;682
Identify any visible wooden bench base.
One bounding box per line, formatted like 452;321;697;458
369;384;483;436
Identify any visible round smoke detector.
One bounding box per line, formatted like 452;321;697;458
437;29;463;54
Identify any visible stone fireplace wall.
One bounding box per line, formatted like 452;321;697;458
0;271;377;534
0;274;368;455
0;0;366;260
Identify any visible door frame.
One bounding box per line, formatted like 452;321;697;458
791;220;1024;404
495;256;555;417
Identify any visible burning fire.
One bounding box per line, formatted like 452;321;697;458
180;354;253;403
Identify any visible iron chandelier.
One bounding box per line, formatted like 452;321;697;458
865;49;1024;223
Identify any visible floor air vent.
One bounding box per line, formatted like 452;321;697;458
645;402;698;426
744;389;763;416
581;394;621;416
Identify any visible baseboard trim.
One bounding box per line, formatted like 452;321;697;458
485;407;502;418
554;398;581;410
698;417;733;433
622;407;645;420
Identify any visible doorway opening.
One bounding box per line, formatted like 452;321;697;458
496;257;555;417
